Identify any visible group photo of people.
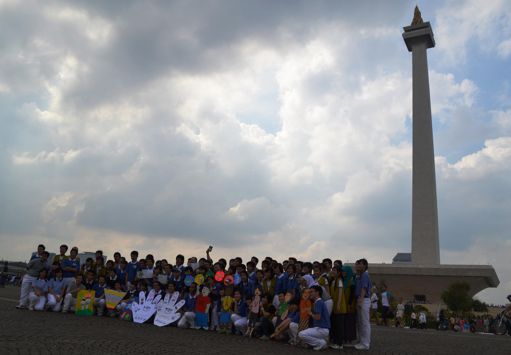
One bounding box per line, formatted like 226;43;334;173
16;244;373;351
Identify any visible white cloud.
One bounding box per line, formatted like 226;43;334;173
497;38;511;58
435;0;511;65
0;1;509;304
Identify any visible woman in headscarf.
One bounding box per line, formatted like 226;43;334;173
340;265;357;345
329;264;345;349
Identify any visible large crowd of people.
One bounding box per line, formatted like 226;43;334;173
16;244;374;351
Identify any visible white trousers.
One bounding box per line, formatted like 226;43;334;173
62;293;76;312
298;327;329;349
357;298;371;348
231;314;248;334
288;322;299;343
46;294;63;312
94;298;105;315
324;299;333;316
18;275;36;307
210;307;219;329
28;292;46;311
178;311;196;328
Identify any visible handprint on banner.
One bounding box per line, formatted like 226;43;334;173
131;290;163;324
154;291;186;327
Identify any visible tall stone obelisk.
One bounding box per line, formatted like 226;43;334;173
403;7;440;265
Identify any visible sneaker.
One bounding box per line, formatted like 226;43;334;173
28;306;34;311
16;305;26;310
354;344;369;350
259;335;270;341
329;344;343;350
313;343;327;351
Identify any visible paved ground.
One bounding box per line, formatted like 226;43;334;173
0;286;510;355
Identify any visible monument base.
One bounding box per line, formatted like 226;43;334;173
363;263;499;303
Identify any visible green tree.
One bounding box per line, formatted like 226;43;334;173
472;299;488;313
441;282;473;314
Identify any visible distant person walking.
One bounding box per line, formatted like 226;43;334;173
380;285;392;326
355;258;372;350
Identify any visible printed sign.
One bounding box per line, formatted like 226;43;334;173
75;290;95;316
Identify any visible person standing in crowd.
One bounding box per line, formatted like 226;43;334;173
418;311;427;329
30;244;46;261
339;265;357;346
355;258;372;351
395;298;405;328
17;250;49;309
380;284;392;326
298;285;331;350
52;244;69;266
329;264;344;350
370;287;379;324
61;247;80;291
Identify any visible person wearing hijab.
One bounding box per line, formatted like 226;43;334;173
340;265;357;345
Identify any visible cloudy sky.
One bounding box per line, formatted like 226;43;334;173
1;0;510;303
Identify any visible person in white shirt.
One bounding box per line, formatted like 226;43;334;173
380;285;391;326
419;311;427;329
395;298;405;328
370;287;379;324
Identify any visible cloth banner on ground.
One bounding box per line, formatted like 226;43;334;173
75;290;95;316
105;289;127;310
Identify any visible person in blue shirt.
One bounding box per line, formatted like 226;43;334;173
298;285;331;351
354;258;372;350
272;263;287;307
126;251;139;287
169;268;184;293
231;290;248;334
116;260;128;288
28;269;48;311
178;282;198;328
93;275;107;316
47;268;66;312
62;247;80;292
237;271;254;300
285;264;300;302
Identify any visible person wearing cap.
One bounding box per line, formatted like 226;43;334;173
17;250;49;309
61;247;80;291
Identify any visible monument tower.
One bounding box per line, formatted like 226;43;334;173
368;7;499;304
403;7;440;265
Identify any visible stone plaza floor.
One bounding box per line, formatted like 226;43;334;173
0;286;510;354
